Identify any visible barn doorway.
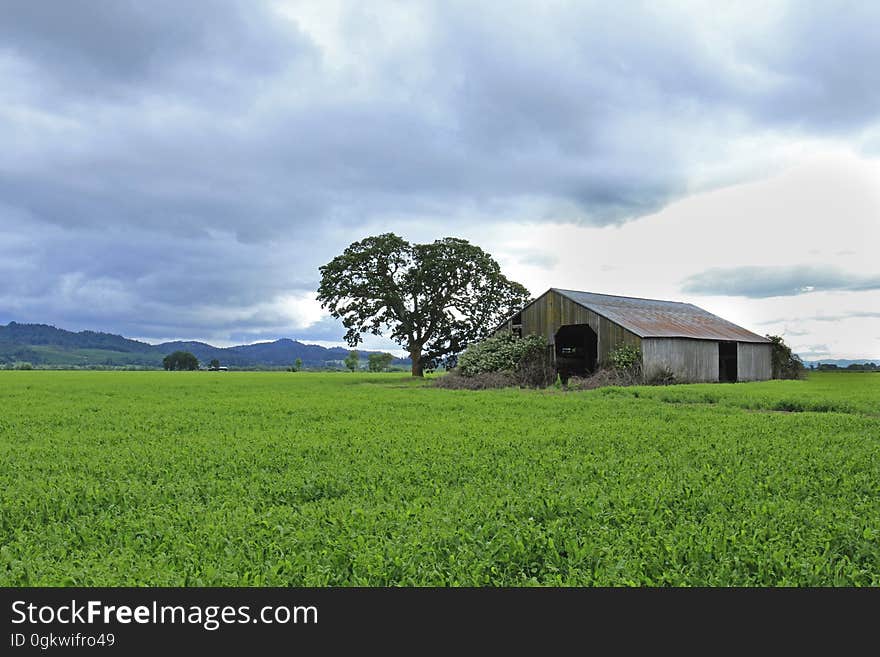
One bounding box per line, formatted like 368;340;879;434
719;341;737;382
554;324;598;382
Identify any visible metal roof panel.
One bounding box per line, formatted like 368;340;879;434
553;289;770;342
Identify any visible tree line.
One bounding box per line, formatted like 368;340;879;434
813;362;878;371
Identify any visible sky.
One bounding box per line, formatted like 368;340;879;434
1;0;878;360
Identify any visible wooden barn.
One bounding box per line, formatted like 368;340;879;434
494;288;773;383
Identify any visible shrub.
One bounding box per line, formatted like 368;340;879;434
516;342;556;388
440;333;554;389
13;362;34;370
567;367;640;390
432;370;518;390
566;361;676;391
645;365;676;386
609;344;641;373
766;335;805;380
457;334;549;376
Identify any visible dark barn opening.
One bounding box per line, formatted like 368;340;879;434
719;341;737;382
554;324;598;381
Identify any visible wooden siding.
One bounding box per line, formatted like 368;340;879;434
641;338;719;383
505;290;641;364
737;342;772;381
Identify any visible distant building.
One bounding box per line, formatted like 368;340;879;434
494;288;772;383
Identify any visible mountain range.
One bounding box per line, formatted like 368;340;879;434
0;322;408;369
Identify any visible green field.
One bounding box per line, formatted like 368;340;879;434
1;371;878;586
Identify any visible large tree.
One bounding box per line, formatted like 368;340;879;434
317;233;531;376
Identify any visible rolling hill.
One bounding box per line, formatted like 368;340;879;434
0;322;408;369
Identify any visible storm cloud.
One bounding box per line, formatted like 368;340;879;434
2;1;880;344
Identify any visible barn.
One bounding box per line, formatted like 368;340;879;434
494;288;773;383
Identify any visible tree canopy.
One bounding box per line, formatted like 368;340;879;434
368;352;394;372
766;335;805;379
317;233;531;376
163;351;199;371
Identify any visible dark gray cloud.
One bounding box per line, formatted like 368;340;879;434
0;0;314;101
2;2;880;341
746;3;880;132
682;266;880;298
0;220;331;341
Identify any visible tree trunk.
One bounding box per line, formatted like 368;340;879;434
410;345;423;377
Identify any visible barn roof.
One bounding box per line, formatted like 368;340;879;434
552;288;771;343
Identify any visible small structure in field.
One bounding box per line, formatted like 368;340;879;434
494;288;772;383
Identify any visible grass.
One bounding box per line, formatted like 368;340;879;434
606;372;880;416
1;371;878;586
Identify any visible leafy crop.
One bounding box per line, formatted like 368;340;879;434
1;371;878;586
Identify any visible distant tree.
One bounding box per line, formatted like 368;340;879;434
344;350;360;372
295;357;303;372
317;233;531;376
209;359;220;369
368;352;394;372
163;351;199;371
766;335;805;379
